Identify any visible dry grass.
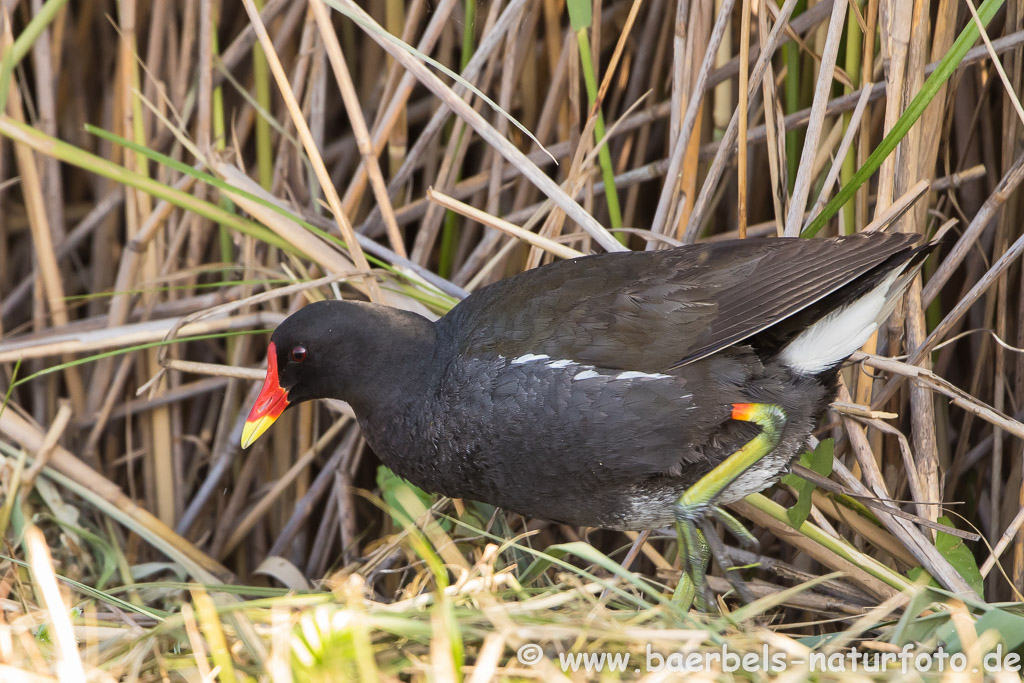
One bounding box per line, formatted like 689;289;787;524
1;0;1024;680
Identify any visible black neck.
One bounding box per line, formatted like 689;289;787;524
335;304;436;416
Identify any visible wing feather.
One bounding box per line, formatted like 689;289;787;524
442;234;924;371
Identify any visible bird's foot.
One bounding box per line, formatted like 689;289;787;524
712;505;760;556
672;512;711;609
671;403;787;609
674;503;755;608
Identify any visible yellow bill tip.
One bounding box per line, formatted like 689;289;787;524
241;415;276;449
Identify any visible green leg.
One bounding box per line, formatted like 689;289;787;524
713;506;760;552
674;403;786;605
671;525;709;609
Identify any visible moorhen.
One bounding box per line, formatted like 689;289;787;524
242;233;934;599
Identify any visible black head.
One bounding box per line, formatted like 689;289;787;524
270;300;358;402
241;300;435;448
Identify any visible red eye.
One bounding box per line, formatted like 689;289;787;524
289;346;307;363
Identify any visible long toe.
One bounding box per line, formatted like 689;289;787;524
673;519;712;608
699;517;755;605
713;506;761;554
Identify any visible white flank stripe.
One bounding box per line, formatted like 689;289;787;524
510;353;550;365
779;270;900;375
572;370;601;381
615;371;672;380
545;359;575;368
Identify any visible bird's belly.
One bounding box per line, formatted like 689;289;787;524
366;353;818;530
489;452;797;531
372;419;799;530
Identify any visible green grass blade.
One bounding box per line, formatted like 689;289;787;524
11;330;268;388
0;117;292;251
803;0;1005;237
0;0;70;113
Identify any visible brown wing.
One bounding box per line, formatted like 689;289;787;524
445;233;923;371
673;233;924;365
